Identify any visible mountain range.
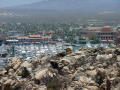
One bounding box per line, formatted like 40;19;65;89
0;0;120;24
8;0;120;11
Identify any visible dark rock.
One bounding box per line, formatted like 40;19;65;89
50;60;59;69
95;69;106;85
17;67;30;78
114;49;120;55
56;51;66;57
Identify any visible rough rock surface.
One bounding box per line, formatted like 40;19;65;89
1;47;120;90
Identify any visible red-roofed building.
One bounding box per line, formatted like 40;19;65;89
115;31;120;45
96;26;117;43
6;34;52;44
102;26;112;31
29;35;42;38
86;26;118;43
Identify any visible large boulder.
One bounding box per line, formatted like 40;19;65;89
8;57;23;70
21;61;32;68
15;67;30;78
95;68;106;85
34;68;56;84
21;61;33;72
35;69;49;80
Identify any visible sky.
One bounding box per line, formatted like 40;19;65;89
0;0;43;8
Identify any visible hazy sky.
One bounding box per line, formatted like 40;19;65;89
0;0;43;7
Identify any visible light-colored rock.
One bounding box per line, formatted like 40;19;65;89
67;86;74;90
76;67;84;72
73;55;81;60
0;69;7;75
97;64;103;68
8;69;14;75
35;69;49;80
38;85;47;90
82;88;89;90
117;55;120;62
96;54;113;61
86;70;97;77
85;86;98;90
60;59;71;66
74;51;85;55
89;66;95;70
13;63;21;70
79;76;92;84
9;57;23;70
4;79;13;85
21;61;32;68
9;57;23;67
61;66;71;74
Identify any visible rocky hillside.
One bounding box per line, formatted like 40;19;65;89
1;47;120;90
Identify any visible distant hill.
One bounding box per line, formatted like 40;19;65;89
0;0;120;24
8;0;120;12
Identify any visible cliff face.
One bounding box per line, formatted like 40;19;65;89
1;47;120;90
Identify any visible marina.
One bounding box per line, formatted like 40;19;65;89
0;42;65;68
0;42;115;68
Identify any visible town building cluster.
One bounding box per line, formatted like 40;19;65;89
0;25;120;45
79;26;118;44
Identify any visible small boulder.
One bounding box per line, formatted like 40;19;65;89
9;57;23;70
66;46;73;53
114;49;120;55
15;67;30;78
61;66;71;75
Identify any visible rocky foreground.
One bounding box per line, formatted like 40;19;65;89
1;47;120;90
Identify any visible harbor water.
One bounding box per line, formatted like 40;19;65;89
0;43;112;68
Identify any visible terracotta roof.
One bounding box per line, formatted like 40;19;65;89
18;36;29;39
29;35;42;38
17;36;51;39
102;26;112;31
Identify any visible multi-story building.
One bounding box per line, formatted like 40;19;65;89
87;26;118;44
115;31;120;45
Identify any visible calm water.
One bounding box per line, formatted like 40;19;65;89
73;46;81;51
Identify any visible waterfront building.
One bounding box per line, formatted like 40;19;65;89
115;31;120;45
86;26;118;44
6;34;52;44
